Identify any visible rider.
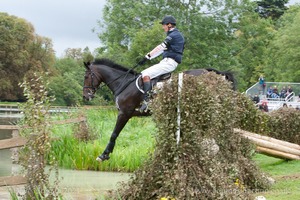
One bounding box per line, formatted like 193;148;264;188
138;15;185;112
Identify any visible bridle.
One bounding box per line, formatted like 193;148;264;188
83;62;141;99
83;67;102;100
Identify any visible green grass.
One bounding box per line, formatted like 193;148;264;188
49;107;156;172
253;154;300;200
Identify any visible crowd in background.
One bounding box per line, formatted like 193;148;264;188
252;75;300;112
266;85;294;99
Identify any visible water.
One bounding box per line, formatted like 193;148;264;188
0;117;18;177
57;169;130;199
0;169;131;199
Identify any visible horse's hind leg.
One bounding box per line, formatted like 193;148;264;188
97;112;130;161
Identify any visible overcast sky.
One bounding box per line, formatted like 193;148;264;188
0;0;105;57
1;0;299;58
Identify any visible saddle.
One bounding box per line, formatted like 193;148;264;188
136;73;172;95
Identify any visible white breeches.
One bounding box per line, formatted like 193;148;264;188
141;58;178;79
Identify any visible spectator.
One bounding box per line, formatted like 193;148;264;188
252;94;260;104
273;85;279;95
283;103;288;108
271;86;279;99
266;86;273;98
258;75;266;94
280;86;287;99
259;99;268;112
286;85;293;97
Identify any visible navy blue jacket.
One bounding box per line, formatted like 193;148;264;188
163;28;185;64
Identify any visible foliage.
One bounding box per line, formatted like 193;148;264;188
0;12;55;101
48;58;83;106
110;73;270;199
267;108;300;145
232;11;276;89
263;6;300;82
234;92;270;134
18;72;60;199
63;47;94;63
255;0;289;20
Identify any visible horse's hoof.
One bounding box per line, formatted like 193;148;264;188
96;154;110;162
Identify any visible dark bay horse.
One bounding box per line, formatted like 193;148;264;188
83;58;236;161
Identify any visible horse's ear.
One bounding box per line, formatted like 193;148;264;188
83;62;91;70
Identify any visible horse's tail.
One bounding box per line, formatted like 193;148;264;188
205;68;237;91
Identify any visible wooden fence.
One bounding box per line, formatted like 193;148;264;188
0;117;86;187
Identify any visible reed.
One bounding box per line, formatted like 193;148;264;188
48;107;156;172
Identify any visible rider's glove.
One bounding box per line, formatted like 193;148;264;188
145;53;151;60
138;55;149;65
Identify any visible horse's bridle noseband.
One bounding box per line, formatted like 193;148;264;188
83;68;100;99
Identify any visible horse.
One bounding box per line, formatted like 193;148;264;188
82;58;236;161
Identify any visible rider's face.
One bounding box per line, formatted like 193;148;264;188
162;24;169;32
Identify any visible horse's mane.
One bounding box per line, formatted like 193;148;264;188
93;58;136;74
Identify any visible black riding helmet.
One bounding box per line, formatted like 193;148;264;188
160;15;176;25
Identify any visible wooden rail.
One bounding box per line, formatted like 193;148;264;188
235;128;300;160
0;137;27;150
0;176;27;187
0;116;86;186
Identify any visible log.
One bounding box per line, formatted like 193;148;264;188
242;134;300;156
234;128;300;150
235;128;300;160
256;146;300;160
0;137;27;150
0;175;27;186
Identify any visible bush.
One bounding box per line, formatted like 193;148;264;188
268;108;300;144
109;73;270;200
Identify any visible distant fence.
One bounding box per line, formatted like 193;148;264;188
0;116;86;187
0;105;78;117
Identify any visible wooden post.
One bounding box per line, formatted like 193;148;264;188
11;129;20;164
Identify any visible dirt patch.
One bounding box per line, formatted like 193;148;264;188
276;173;300;180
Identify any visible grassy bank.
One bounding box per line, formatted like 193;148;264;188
49;107;156;172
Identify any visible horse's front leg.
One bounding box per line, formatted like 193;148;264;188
96;112;130;161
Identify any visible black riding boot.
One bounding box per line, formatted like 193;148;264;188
140;81;151;112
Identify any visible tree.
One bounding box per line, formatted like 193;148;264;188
97;0;255;90
0;12;55;101
263;6;300;82
49;58;83;106
255;0;289;20
231;11;275;89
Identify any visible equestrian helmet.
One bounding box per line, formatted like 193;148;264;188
160;15;176;25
